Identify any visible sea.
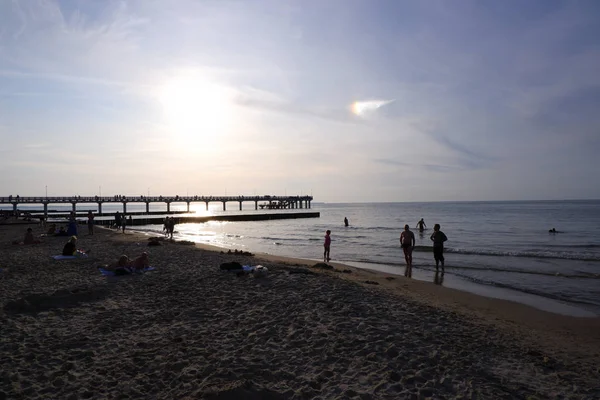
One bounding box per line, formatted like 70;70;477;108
5;200;600;317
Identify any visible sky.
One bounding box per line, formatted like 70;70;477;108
1;0;599;202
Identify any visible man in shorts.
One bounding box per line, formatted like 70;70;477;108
400;224;415;277
430;224;448;272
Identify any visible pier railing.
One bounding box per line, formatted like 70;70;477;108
0;195;313;216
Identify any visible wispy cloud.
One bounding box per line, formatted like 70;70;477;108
351;99;395;116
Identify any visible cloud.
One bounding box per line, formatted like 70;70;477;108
234;86;367;125
351;99;395;116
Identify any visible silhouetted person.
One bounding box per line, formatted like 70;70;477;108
324;230;331;262
400;224;415;277
430;224;448;272
416;218;426;231
344;217;349;227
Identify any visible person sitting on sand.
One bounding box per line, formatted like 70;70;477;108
24;227;40;245
62;236;88;256
12;227;41;245
54;226;68;236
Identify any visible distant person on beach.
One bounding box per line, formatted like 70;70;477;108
114;211;122;230
324;230;331;262
87;211;94;235
400;224;415;277
23;228;39;244
66;211;78;236
344;217;349;227
12;227;41;245
54;226;68;236
416;218;426;231
430;224;448;272
122;214;127;233
168;217;176;239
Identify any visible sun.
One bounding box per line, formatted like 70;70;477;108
158;74;234;144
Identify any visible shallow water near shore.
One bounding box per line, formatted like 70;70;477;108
9;200;600;316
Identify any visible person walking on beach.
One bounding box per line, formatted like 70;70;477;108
344;217;349;227
121;214;127;233
324;230;331;262
430;224;448;272
87;211;95;235
114;211;122;230
416;218;426;231
400;224;415;277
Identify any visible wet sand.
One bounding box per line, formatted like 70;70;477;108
1;222;599;399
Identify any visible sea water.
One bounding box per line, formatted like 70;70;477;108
7;200;600;316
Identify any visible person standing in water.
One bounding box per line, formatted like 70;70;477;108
400;224;415;277
416;218;426;231
324;230;331;262
430;224;448;272
344;217;349;227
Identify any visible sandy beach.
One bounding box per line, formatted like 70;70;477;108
1;222;599;399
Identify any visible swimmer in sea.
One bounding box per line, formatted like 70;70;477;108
416;218;426;231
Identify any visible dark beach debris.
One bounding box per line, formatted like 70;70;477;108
287;268;316;275
364;280;379;285
174;240;195;246
4;286;109;314
311;263;334;270
148;238;162;246
224;249;254;256
220;262;242;271
342;269;352;274
385;276;395;280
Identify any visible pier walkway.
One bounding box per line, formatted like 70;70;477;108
0;195;313;216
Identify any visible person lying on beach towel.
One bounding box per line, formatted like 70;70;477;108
105;252;150;275
62;236;89;257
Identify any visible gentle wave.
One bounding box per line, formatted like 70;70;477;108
410;246;600;261
449;272;600;308
346;258;600;279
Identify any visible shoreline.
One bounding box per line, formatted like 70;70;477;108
1;224;599;398
121;228;600;360
130;224;600;319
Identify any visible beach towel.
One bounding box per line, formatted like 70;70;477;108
98;267;155;276
52;254;88;260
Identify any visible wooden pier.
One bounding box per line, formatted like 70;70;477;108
0;195;313;217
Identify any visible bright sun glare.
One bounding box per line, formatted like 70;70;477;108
158;74;233;143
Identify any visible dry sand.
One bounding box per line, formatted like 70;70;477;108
1;222;599;399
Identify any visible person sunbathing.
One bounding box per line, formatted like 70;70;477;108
107;252;149;275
